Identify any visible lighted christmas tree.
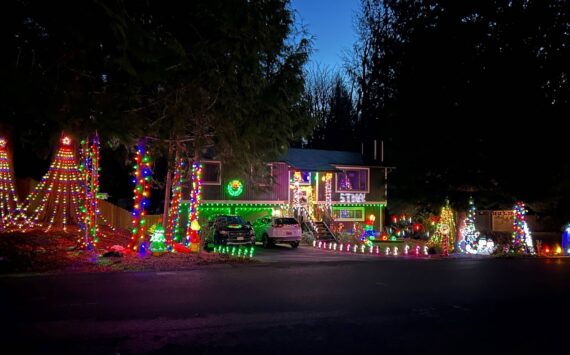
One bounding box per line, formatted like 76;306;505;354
459;197;480;254
0;136;33;230
23;135;83;231
429;199;456;253
128;141;152;252
512;201;535;254
360;214;376;246
150;223;166;253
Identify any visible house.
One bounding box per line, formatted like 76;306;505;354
180;147;390;238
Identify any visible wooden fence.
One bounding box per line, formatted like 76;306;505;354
98;200;162;231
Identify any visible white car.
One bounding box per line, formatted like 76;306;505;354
253;217;301;248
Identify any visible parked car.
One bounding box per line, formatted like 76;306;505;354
211;215;255;246
252;216;301;248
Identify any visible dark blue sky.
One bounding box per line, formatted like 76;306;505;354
291;0;360;70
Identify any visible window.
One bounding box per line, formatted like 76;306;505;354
332;207;365;221
274;217;299;225
336;168;369;192
291;170;311;185
202;161;221;185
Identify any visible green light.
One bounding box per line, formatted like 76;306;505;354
226;179;244;197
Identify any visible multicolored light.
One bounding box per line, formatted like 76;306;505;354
429;199;456;254
0;136;33;230
128;142;152;252
511;201;535;255
459;197;480;254
22;135;83;231
324;172;332;213
186;162;203;249
166;157;185;243
77;134;102;249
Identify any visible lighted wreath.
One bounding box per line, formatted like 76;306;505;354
226;179;244;197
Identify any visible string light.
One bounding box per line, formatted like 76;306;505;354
166;157;185;243
511;201;535;255
429;199;456;254
186;162;203;250
77;134;104;250
458;197;480;254
0;137;34;230
128;141;152;252
226;179;244;197
324;172;332;213
22;135;82;231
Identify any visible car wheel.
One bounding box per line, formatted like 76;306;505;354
291;241;299;248
262;234;272;248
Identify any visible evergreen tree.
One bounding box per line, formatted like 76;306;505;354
512;201;535;255
459;197;480;254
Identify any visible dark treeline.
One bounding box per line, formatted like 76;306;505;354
1;0;313;209
1;0;569;225
304;0;569;226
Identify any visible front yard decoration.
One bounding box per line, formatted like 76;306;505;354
429;199;456;253
166;157;185;243
324;172;332;213
291;171;301;212
186;162;203;251
458;197;480;254
384;213;427;241
128;141;152;252
360;214;377;246
78;134;101;249
23;135;83;231
0;136;33;231
150;223;167;254
226;179;243;198
511;201;535;255
212;245;255;258
476;238;496;255
563;224;570;256
313;240;427;257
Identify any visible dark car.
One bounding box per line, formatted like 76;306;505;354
211;215;255;246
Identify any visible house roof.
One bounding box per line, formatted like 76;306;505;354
280;148;366;171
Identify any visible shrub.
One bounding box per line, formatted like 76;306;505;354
301;231;315;245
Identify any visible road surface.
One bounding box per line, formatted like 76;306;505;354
1;252;569;354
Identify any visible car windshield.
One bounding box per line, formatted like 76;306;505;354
275;218;298;225
224;216;246;225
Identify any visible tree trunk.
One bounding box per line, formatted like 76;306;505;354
162;142;174;229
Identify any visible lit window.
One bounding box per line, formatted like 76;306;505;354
332;207;365;221
336;168;369;192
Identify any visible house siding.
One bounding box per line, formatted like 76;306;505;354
198;162;289;203
317;167;386;203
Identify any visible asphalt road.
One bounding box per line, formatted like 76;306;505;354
1;251;570;355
